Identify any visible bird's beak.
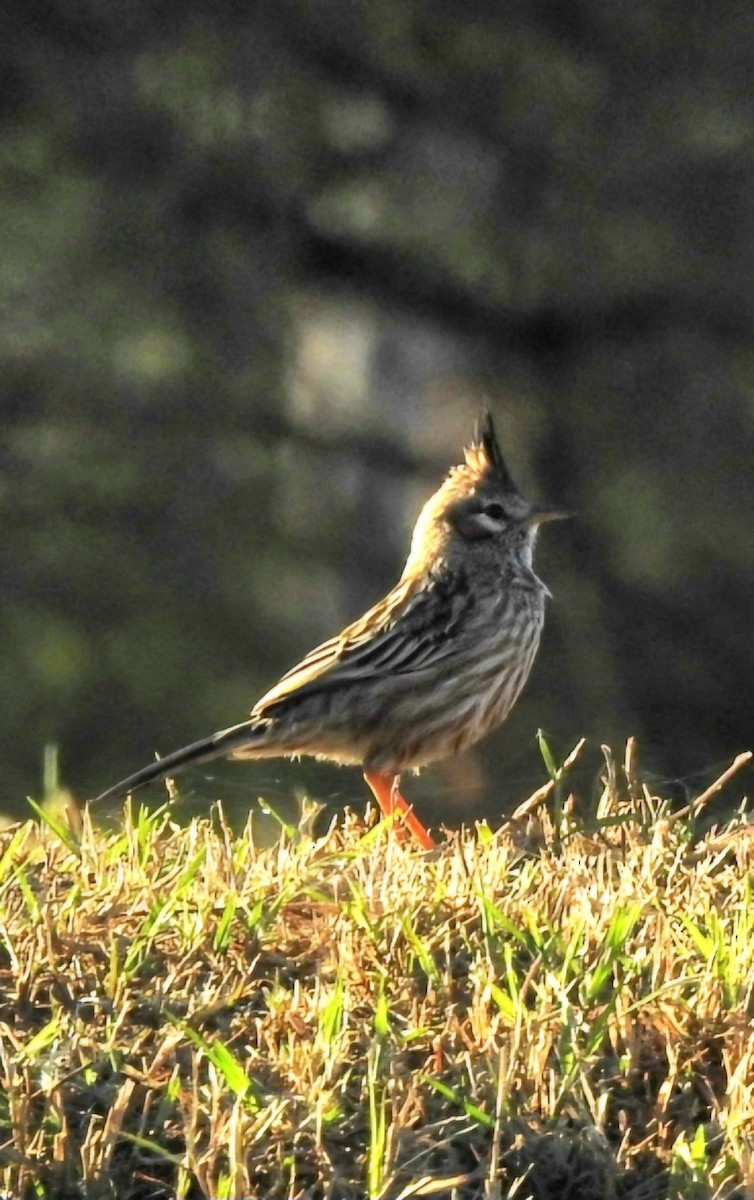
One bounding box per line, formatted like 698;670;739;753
525;504;572;526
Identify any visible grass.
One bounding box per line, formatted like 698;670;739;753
0;740;753;1198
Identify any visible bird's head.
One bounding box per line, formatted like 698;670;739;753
403;410;568;578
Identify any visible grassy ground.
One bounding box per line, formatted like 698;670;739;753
0;740;753;1200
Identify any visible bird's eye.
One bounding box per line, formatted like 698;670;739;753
483;502;505;520
447;496;507;539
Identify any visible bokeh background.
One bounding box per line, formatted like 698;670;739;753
3;0;753;827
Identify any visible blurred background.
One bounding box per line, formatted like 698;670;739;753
2;0;753;828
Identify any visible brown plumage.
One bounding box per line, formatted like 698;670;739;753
94;412;567;848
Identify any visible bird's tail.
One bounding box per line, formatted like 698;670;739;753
92;720;261;805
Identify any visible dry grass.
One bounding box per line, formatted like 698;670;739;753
1;741;754;1199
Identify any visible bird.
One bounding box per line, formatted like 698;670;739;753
93;411;567;849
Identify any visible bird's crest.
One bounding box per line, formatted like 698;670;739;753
461;408;518;493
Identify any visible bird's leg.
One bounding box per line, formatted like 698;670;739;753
363;771;435;850
389;776;436;850
362;770;403;840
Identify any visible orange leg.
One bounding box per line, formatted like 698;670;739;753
363;771;436;850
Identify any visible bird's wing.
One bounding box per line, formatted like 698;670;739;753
253;570;474;717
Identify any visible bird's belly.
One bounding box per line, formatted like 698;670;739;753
240;596;545;775
361;621;543;773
